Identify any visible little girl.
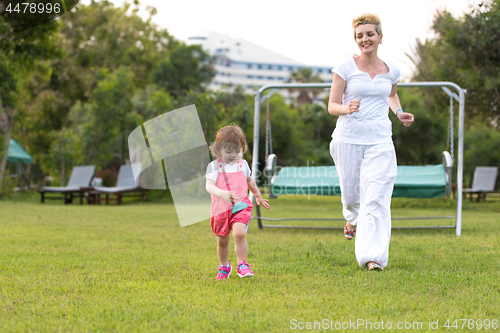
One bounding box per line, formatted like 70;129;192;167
206;124;270;280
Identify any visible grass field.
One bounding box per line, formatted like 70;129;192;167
0;193;499;332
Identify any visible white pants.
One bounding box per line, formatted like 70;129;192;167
330;140;397;268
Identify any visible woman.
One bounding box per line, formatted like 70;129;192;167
328;13;414;271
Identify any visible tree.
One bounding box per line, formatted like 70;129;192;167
55;1;176;95
287;68;324;106
151;44;215;98
257;94;307;169
26;0;175;146
407;0;500;181
0;10;59;195
391;88;449;165
44;66;141;181
409;0;500;124
172;90;226;145
464;122;500;188
13;1;179;185
296;103;337;165
131;84;174;121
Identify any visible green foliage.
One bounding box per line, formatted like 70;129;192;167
207;87;254;147
408;0;500;180
22;88;69;153
0;175;17;198
151;44;215;97
297;103;336;165
1;7;60;193
287;67;324;106
172;90;226;146
74;67;138;164
12;1;177;179
258;94;307;168
41;66;143;182
55;0;174;95
409;0;500;124
0;13;60;101
42;127;82;186
392;88;449;165
4;1;218;185
131;85;174;121
464;122;500;188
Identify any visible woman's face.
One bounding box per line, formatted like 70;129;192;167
355;24;382;55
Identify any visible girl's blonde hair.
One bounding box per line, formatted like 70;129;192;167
210;124;248;158
352;13;382;39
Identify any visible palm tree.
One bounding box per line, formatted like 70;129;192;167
287;68;324;106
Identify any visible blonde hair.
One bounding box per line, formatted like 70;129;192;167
352;13;382;39
209;124;248;158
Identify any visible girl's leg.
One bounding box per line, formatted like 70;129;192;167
217;235;230;266
232;223;248;262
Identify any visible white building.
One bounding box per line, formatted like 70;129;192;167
186;31;333;100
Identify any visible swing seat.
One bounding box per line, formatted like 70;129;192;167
268;152;453;199
232;201;249;214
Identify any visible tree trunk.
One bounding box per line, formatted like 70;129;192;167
297;90;312;106
0;92;14;197
59;134;65;186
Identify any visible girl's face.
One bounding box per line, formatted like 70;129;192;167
220;144;242;164
355;24;382;55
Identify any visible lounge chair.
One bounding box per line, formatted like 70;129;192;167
38;165;95;204
465;166;499;201
92;164;147;205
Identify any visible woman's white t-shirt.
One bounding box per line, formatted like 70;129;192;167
331;55;401;145
205;159;252;182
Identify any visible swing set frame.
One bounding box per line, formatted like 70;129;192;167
247;82;466;236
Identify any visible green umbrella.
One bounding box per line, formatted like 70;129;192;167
7;138;34;164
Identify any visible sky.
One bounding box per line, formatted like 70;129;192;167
82;0;484;79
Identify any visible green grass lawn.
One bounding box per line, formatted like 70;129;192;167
0;193;499;332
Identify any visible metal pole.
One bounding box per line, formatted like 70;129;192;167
256;81;463;93
456;89;466;236
246;92;262;233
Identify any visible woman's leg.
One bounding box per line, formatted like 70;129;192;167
232;223;248;262
217;235;230;266
330;140;363;228
355;142;397;269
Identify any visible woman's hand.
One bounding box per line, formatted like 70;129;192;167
398;112;414;127
345;99;361;114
